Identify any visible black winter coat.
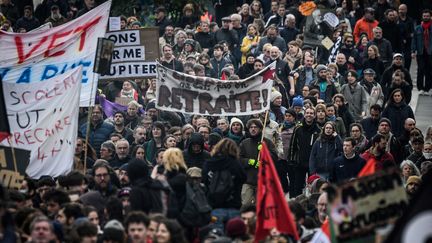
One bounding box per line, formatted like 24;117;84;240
202;155;246;209
183;133;211;169
288;121;322;169
382;101;415;137
329;154;366;183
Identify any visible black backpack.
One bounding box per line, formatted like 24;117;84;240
179;181;212;227
207;169;234;208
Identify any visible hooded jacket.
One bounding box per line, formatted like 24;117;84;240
309;135;343;179
183;133;211;169
202;155;246;209
128;159;173;215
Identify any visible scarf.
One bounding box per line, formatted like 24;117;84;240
422;21;431;52
283;121;295;129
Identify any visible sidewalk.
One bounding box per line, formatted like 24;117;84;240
410;59;431;133
414;93;432;133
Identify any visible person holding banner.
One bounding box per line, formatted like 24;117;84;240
80;105;115;158
161;44;184;72
239;119;278;206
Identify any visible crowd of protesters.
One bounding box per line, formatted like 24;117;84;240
1;0;432;242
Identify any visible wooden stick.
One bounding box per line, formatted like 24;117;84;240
83;107;93;174
257;110;269;163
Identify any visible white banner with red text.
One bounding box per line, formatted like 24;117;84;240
0;1;111;107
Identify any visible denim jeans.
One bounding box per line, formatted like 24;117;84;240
211;208;240;231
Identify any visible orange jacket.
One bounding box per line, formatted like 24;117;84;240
353;17;379;43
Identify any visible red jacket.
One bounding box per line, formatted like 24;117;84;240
354;17;379;43
361;149;395;171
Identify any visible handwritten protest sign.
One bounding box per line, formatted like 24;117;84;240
1;67;82;179
156;63;274;116
0;1;111;107
329;169;409;241
99;28;159;81
0;145;30;188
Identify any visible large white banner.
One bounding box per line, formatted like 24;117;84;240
1;67;82;179
0;1;111;107
156;63;275;116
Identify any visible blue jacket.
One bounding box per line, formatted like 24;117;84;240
412;24;432;55
80;120;114;156
309;135;343;179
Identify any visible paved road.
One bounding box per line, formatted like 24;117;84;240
410;59;431;133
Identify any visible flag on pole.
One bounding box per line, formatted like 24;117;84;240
0;77;11;142
255;141;299;242
311;219;331;243
358;158;376;177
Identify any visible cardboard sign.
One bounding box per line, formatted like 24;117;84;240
0;1;111;107
329;170;409;241
99;28;160;80
1;67;82;179
0;145;30;188
155;63;275;116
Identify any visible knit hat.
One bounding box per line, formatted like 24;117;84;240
379;118;392;128
131;21;142;27
285;108;296;117
146;101;156;111
246;119;263;130
315;64;327;74
225;217;246;238
230;117;244;129
103;220;125;242
292;96;304;107
393;53;403;59
185;39;195;47
186;167;202;178
119;163;128;171
208;132;222;146
406;176;422;186
271;90;282;102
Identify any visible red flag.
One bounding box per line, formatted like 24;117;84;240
0;78;11;142
255;141;299;242
220;71;227;80
262;68;275;83
357;158;376;177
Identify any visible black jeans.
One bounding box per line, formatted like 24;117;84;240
288;165;308;198
417;53;432;92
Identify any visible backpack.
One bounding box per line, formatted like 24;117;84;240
207;170;234;208
179;181;212;227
